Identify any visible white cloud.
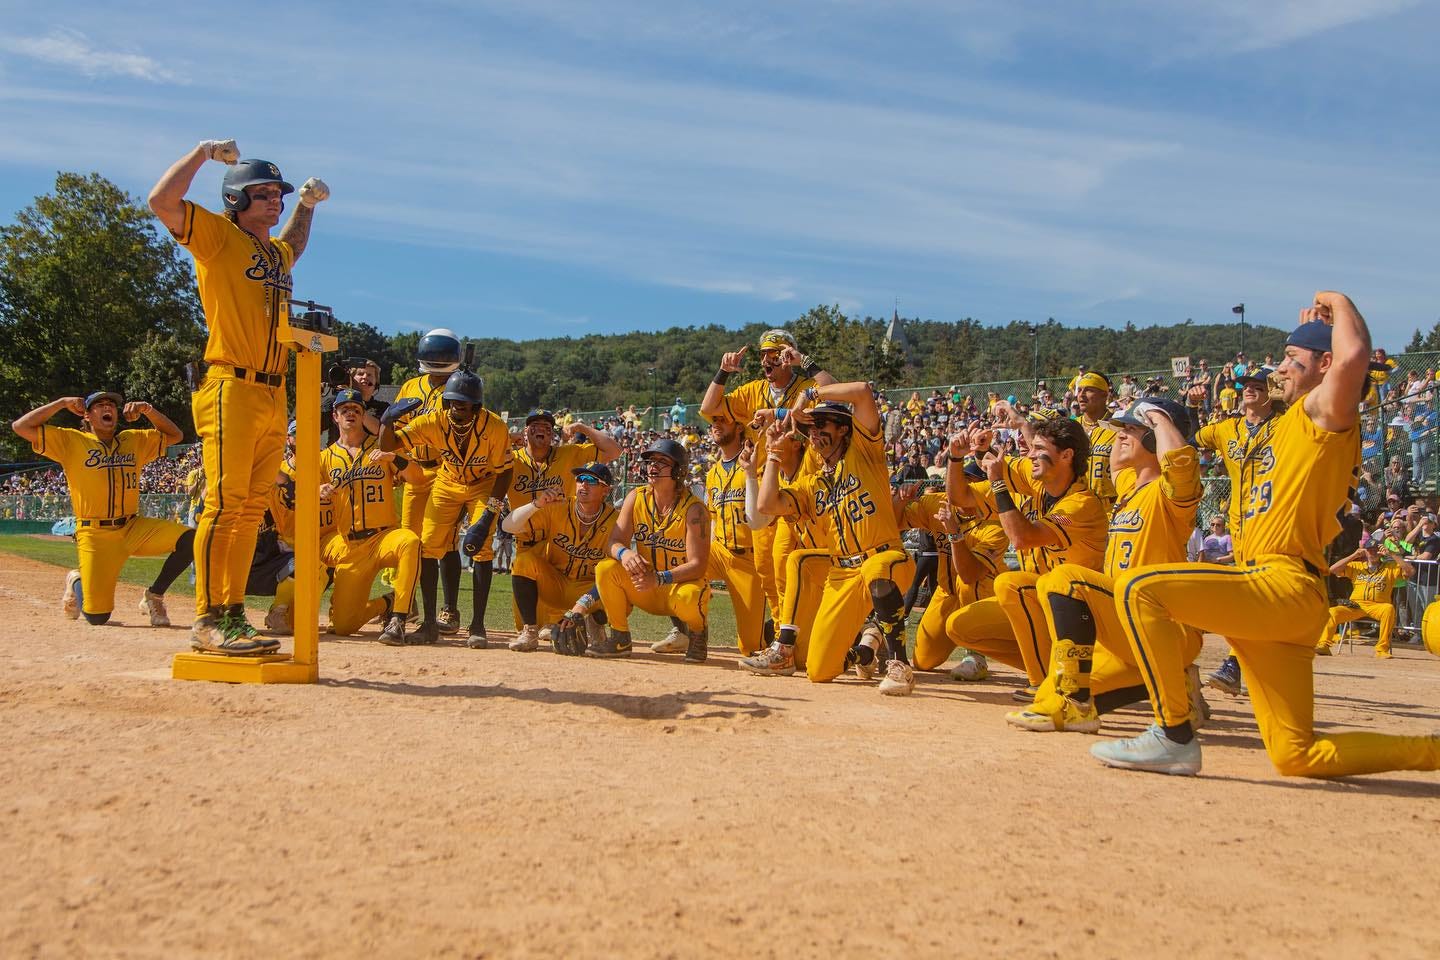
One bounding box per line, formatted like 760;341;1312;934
0;28;180;83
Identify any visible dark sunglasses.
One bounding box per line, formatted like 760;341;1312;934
575;475;605;486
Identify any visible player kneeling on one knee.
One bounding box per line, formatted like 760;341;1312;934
14;392;195;629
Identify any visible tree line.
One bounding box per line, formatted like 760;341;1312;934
11;171;1418;463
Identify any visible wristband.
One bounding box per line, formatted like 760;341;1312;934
713;369;733;386
575;587;599;610
657;569;674;586
616;546;630;561
994;490;1017;514
803;387;819;403
775;408;788;420
766;453;784;463
392;455;409;472
798;355;820;379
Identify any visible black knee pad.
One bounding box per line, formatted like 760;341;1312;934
591;609;607;626
869;580;903;621
83;611;112;626
1047;593;1096;644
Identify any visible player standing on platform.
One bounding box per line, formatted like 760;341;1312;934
318;389;423;645
699;330;834;631
14;393;196;630
391;330;465;633
1094;292;1439;778
149;139;329;654
591;440;711;661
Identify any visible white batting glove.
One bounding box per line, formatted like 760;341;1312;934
1131;400;1170;426
298;178;330;207
201;139;240;164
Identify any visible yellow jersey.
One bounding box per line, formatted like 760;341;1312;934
1234;397;1359;572
393;375;449;465
780;419;899;557
515;497;620;582
988;456;1109;574
174;201;294;376
1218;387;1239;413
630;487;704;572
1194;412;1280;552
1344;559;1405;604
1104;446;1202;575
272;457;336;546
721;372;816;461
31;426;165;521
706;454;753;553
320;436;401;536
510;442;598;508
901;492;1008;597
1079;416;1117;503
395;408;513;488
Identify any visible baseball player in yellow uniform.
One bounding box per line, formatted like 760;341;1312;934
318;390;423;644
505;408;620;631
382;369;513;647
13;393;197;631
1095;292;1439;777
1314;542;1412;658
392;329;465;633
945;408;1109;698
501;461;620;653
1194;368;1281;694
695;413;767;656
1007;397;1203;733
757;383;917;693
263;420;336;634
149;138;328;653
1074;372;1117;505
591;440;711;661
700;329;834;628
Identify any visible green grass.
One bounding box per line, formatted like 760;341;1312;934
0;534;738;644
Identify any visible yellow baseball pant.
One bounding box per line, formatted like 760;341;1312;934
753;521;780;615
420;475;494;561
943;597;1027;673
804;550;913;683
594;559;710;634
322;528;421;636
707;541;765;654
778;548;829;670
399;466;437;537
1316;600;1397;656
74;517;187;616
512;548;600;626
1031;563;1201;712
913;576;991;671
994;570;1052;685
1117;556;1440;778
191;373;287;618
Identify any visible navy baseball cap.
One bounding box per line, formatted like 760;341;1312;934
525;408;556;425
1236;367;1272;387
84;391;123;410
1286;321;1332;353
332;388;364;410
287;420;297;436
571;461;614;485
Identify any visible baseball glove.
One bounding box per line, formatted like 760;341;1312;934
381;396;424;425
462;510;496;558
553;612;586;656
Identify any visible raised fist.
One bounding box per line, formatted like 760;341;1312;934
298;178;330;207
201;139;240;164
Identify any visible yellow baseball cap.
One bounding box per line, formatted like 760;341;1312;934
758;329;797;351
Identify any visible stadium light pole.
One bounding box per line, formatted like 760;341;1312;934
1232;303;1246;357
647;367;658;431
1029;322;1041;387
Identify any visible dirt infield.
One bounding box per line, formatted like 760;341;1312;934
2;555;1437;959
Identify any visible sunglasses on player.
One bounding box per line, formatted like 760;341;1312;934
575;475;606;486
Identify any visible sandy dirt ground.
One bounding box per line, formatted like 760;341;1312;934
1;554;1437;959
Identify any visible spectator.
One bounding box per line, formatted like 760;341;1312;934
1201;516;1234;564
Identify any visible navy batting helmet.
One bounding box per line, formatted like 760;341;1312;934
222;159;294;213
417;328;462;375
441;370;484;406
640;438;688;475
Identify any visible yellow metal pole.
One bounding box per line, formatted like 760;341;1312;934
290;345;322;670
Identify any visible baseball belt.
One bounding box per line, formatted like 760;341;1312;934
346;528;382;542
834;543;895;569
209;363;284;387
79;515;133;529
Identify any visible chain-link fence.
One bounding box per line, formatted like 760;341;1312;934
0;493;191;524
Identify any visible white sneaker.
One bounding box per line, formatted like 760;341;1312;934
62;569;81;620
264;604;292;634
509;624;541;652
652;626;689;654
878;660;916;696
139;590;170;627
950;653;989;681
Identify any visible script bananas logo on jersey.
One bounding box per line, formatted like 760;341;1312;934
84;449;137;469
442;451;494;469
329;464;387;487
514;473;562;495
1247;444;1276;475
709;486;746;508
1110;505;1145;533
552;533;606;563
634;522;685;552
813;472;862;512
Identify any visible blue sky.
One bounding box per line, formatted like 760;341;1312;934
2;1;1437;349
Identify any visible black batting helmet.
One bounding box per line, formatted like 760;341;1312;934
417;328;462;375
222;160;294;212
441;370;484;406
640;437;688;475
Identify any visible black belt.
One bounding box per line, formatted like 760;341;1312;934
79;516;132;529
213;364;284;387
834;543;895;569
347;528;382;542
726;545;748;555
412;459;439;469
1245;557;1323;578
